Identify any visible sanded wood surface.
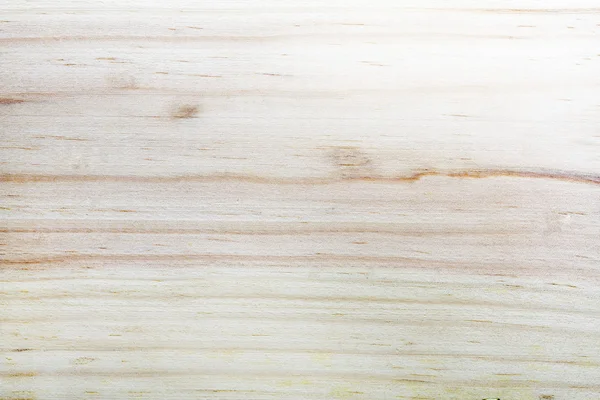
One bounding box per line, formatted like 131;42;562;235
1;1;600;399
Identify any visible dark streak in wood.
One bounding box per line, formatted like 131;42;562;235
0;98;25;105
171;104;200;119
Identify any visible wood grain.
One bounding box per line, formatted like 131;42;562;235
1;1;600;399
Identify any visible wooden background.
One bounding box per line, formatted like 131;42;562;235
1;1;600;399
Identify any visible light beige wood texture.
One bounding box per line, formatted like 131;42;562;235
1;1;600;399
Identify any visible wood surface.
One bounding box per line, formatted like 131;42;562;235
1;1;600;399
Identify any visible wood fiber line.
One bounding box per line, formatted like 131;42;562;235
1;168;600;185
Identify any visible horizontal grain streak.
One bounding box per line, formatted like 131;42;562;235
1;347;595;366
0;33;526;44
2;315;596;335
0;253;448;266
0;98;25;105
0;227;530;236
3;294;594;315
478;7;600;14
0;370;596;389
3;255;597;279
1;168;599;185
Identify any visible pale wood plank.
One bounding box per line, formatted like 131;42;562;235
1;1;600;400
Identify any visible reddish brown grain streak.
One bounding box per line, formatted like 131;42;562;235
1;169;598;185
0;98;25;105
